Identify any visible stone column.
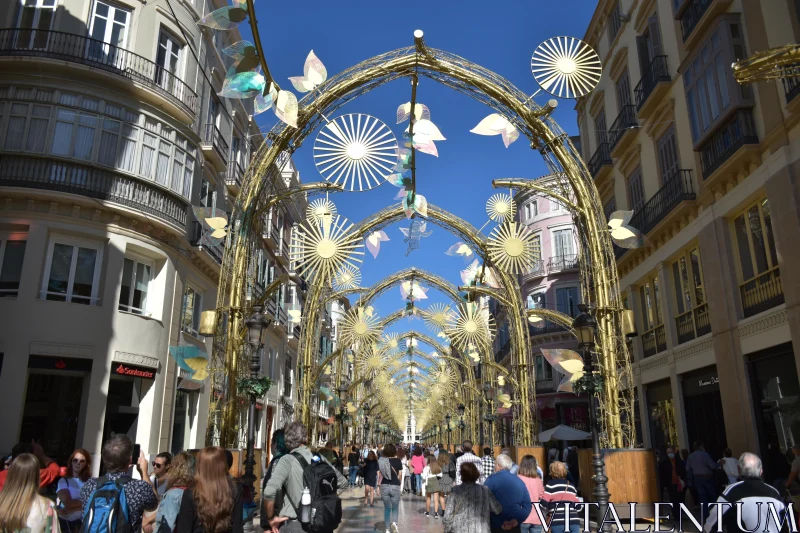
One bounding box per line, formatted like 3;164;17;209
669;369;689;450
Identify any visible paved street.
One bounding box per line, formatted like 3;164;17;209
338;487;441;533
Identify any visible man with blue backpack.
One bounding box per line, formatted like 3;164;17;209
79;434;158;533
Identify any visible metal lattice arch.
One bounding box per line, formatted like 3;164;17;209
211;34;635;448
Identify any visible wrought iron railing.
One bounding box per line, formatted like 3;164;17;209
588;142;612;178
190;222;223;263
781;70;800;103
0;28;197;114
680;0;713;42
675;302;710;344
628;170;695;237
0;154;187;228
226;160;244;188
521;260;545;282
529;320;570;336
699;108;758;179
203;124;229;159
642;323;667;357
740;267;784;318
547;254;579;272
635;56;670;110
607;105;638;151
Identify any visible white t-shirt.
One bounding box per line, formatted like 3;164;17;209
721;457;739;481
57;477;86;521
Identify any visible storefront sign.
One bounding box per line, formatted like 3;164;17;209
113;362;156;380
698;376;719;387
682;366;719;397
28;355;93;372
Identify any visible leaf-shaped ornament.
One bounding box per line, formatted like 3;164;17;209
366;230;390;259
274;90;298;127
219;71;265;99
608;210;644;249
414;140;438;157
287;308;302;324
288;50;327;92
198;5;248;30
403;193;428;218
445;242;473;258
497;375;506;386
411;119;445;143
470;113;520;148
254;84;278;115
346;401;357;413
396;102;431;123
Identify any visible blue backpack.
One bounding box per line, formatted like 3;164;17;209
79;476;132;533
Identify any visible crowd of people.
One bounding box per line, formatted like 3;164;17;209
0;432;797;533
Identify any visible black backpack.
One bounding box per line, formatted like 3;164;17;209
291;452;342;533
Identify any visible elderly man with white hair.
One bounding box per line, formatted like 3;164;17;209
703;452;793;533
483;454;532;533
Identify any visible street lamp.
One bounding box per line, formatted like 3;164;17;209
336;379;350;459
482;382;495;455
457;404;466;444
445;414;452;450
571;304;610;531
363;403;372;444
242;305;268;492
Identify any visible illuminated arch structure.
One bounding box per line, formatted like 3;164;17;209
209;33;635;448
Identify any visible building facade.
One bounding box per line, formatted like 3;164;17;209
577;0;800;468
0;0;303;472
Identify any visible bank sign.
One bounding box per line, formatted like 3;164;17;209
114;363;156;380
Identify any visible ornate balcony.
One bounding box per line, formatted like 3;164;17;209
0;29;197;118
679;0;731;47
680;0;712;42
740;267;784;318
698;109;759;180
635;56;670;118
633;170;695;235
201;124;229;172
520;260;546;284
782;70;800;104
642;323;667;358
225;160;244;194
588;142;613;182
547;254;579;273
0;154;187;230
529;320;570;337
607;105;638;157
190;221;223;264
676;302;711;344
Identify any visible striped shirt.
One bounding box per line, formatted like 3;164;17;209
455;452;484;485
542;478;580;525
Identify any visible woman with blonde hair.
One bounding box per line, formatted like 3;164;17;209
543;461;580;533
0;453;60;533
150;452;195;533
174;447;242;533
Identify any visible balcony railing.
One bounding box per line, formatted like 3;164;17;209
535;378;555;391
0;29;197;115
680;0;713;42
642;323;667;358
635;56;670;111
675;302;711;344
607;105;638;152
529;320;570;337
699;108;759;179
203;124;229;159
588;142;612;178
740;267;784;318
628;170;695;237
226;160;244;188
190;221;223;263
547;254;579;273
781;70;800;103
0;154;187;229
521;260;546;282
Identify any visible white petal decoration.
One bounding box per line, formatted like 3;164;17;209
446;242;473;258
288;50;327;93
396;102;431;123
470;113;520;148
274;89;298;128
365;230;390;259
412;119;445;142
608;210;644;249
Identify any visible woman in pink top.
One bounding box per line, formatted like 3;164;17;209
517;455;545;533
410;448;426;495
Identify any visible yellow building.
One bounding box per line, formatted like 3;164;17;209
576;0;800;473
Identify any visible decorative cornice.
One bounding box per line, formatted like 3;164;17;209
738;308;788;339
113;351;160;369
639;351;673;372
673;336;713;361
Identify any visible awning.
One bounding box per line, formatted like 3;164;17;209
537;424;591;442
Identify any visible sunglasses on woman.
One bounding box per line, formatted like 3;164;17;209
72;459;86;464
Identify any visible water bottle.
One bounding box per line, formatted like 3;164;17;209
299;487;311;524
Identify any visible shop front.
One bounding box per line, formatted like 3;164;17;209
101;361;157;461
747;342;799;480
681;365;726;459
645;379;677;452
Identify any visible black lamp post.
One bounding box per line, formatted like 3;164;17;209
457;404;466;444
336;379;349;458
482;383;495;455
242;305;268;492
445;414;452;449
363;403;371;444
571;304;610;530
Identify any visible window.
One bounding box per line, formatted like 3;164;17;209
552;228;574;258
535;354;553;381
594;109;608;145
732;198;778;283
684;19;749;142
639;275;663;331
283;355;292;398
155;30;182;92
527;291;545;310
627;167;644;212
50;108;98;160
604;197;617;221
87;1;130;64
523;199;538;219
524;203;531;219
672;247;706;315
119;257;151;314
15;0;57;49
267;348;276;380
0;239;27;297
42;239;103;305
550;198;561;212
636;14;663;73
181;286;202;335
657;126;680;184
616;69;632;108
4;103;51;152
555;286;580;316
607;1;622;43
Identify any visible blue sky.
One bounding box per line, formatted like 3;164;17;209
249;1;597;362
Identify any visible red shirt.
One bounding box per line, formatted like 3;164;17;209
0;461;60;491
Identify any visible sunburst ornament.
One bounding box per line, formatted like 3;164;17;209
332;264;361;291
313;113;399;191
306;198;337;225
444;302;496;351
487;222;540;274
486;194;516;222
292;214;364;283
380;333;402;356
422;303;455;333
339;305;382;346
531;37;602;99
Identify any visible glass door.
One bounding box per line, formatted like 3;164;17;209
155;31;181;94
87;0;130;66
15;0;57;50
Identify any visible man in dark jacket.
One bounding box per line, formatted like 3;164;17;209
483;454;532;533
